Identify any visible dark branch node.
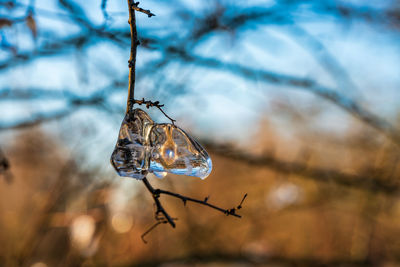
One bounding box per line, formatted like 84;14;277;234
224;193;247;216
153;188;161;198
226;209;236;216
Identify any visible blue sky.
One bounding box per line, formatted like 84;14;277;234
1;0;400;164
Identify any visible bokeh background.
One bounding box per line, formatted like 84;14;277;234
1;0;400;266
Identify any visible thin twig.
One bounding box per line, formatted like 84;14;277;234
142;177;245;224
126;0;138;112
141;220;168;244
133;98;176;125
126;1;155;113
131;2;155;18
155;189;245;218
237;193;247;210
140;177;245;243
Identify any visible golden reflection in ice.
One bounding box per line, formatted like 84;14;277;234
159;124;178;166
111;212;133;233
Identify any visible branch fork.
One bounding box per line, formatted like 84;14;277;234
141;177;247;243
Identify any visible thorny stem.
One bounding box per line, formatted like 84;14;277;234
142;177;246;231
134;98;176;125
155;189;244;218
126;1;173;125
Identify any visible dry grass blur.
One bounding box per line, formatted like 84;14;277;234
1;115;400;267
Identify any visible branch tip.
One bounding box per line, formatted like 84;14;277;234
131;2;155;17
237;193;248;210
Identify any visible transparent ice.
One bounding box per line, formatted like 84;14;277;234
111;108;212;180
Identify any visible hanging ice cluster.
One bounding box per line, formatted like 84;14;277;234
111;108;212;180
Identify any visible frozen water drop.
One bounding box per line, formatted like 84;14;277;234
111;108;212;179
149;124;212;179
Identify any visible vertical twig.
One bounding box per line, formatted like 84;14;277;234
127;0;137;112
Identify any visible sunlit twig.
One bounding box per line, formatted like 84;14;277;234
142;177;245;231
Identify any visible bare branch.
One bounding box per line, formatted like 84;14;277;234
133;98;176;125
142;177;245;232
154;188;245;218
126;0;138;112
